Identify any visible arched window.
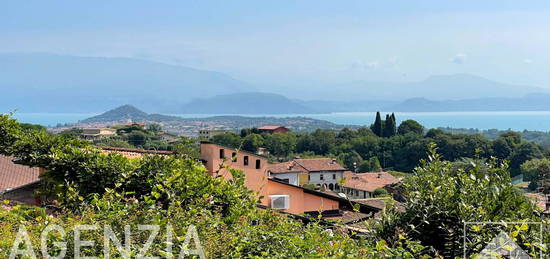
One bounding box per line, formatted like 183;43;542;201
328;183;334;190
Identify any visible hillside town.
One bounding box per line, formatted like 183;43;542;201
2;119;549;234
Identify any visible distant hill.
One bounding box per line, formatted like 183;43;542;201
384;93;550;112
180;92;319;114
81;105;181;123
78;105;351;132
265;74;546;101
0;53;253;113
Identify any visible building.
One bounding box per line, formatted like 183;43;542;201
200;142;379;216
267;161;308;186
81;128;117;140
295;158;346;190
0;155;43;205
267;158;347;191
341;171;401;199
257;126;290;134
198;129;231;139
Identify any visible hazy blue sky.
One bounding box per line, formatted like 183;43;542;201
2;0;550;87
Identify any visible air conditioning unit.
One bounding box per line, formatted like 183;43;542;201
270;195;289;210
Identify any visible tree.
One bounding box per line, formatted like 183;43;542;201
19;123;46;132
358;157;382;172
265;133;296;157
371;111;384;137
173;136;200;159
127;131;148;146
397;120;424;135
508;142;544;175
337;151;363;171
383;113;396;138
520;158;550;190
242;133;264;153
210;132;242;149
146;123;162;133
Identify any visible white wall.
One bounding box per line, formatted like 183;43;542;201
271;172;299;186
308;171;344;186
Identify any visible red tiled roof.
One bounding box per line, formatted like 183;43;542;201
0;155;41;192
342;171;400;192
99;146;174;159
258;126;286;130
267;161;307;174
325;210;371;224
294;158;346;172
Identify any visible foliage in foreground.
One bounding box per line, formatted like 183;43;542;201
371;144;548;258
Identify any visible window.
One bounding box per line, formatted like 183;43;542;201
231;152;237;162
270;195;289;209
320;174;324;180
219;149;225;159
308;174;310;181
355;190;359;196
332;174;336;180
244;156;249;166
329;183;334;190
255;159;261;169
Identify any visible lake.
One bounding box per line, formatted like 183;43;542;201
7;111;550;132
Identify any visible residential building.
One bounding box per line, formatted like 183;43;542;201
257;126;290;134
294;158;346;190
81;128;117;140
341;171;401;199
0;155;43;205
200;142;379;217
267;158;347;191
198;129;231;139
267;161;308;186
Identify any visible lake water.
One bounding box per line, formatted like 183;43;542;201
7;111;550;131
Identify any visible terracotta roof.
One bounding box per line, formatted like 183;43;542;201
325;210;371;224
258;126;286;130
267;161;307;174
0;155;41;192
342;171;400;192
99;146;174;159
294;158;346;172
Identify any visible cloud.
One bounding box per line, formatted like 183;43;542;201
449;53;466;64
523;58;532;64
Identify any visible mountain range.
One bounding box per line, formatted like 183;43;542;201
1;53;549;114
0;53;252;113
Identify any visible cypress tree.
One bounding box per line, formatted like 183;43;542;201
391;113;397;136
382;114;396;137
371;111;383;137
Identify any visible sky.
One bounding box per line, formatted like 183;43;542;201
2;0;550;88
